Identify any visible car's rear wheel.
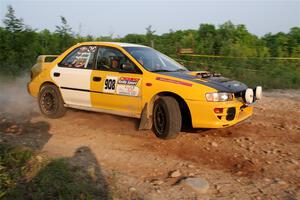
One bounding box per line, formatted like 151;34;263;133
153;96;182;139
38;84;66;118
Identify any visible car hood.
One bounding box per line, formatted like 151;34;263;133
156;71;248;93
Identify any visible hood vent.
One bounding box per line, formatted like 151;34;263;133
195;72;221;78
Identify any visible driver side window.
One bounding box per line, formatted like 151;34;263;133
95;46;141;74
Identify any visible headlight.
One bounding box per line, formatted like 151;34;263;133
244;88;254;104
205;92;234;102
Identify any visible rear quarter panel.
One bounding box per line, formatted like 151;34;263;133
28;44;82;97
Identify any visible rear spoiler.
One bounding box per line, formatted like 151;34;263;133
30;55;59;78
36;55;59;63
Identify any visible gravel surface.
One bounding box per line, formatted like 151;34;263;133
0;79;299;199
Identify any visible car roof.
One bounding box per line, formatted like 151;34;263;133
78;41;149;48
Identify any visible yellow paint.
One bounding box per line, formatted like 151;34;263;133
28;42;254;129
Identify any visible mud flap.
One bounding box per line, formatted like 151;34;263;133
139;104;153;130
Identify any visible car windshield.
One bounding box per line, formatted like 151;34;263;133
124;47;188;72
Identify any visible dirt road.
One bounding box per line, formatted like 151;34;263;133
0;79;300;199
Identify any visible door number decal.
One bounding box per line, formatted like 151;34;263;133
102;76;140;96
103;76;117;93
105;79;115;90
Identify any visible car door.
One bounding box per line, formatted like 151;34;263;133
90;46;143;117
51;45;97;107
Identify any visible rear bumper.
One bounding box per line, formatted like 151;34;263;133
186;99;253;128
27;82;39;97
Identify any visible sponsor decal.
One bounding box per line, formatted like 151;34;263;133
116;77;140;96
117;85;139;96
117;77;140;86
156;77;192;87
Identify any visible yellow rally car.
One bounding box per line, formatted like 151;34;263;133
28;42;262;139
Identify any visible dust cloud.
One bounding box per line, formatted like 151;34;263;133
0;75;37;119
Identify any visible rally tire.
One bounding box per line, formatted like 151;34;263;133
152;96;182;139
38;84;66;119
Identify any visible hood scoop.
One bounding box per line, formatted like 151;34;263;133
186;71;248;92
188;71;222;79
196;72;221;78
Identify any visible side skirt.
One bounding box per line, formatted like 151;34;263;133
64;104;141;119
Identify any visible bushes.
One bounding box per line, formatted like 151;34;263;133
0;144;33;198
179;56;300;89
1;5;299;88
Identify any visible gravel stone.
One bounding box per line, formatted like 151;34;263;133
169;170;181;178
211;142;218;147
182;177;209;194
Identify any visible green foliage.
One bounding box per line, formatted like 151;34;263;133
180;31;196;48
145;25;156;47
55;16;72;36
178;56;300;89
119;34;146;45
196;24;216;54
0;5;300;88
193;22;268;57
54;16;76;53
7;159;99;200
0;28;39;76
0;144;33;198
3;5;24;32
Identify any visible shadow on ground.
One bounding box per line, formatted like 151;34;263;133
4;146;109;200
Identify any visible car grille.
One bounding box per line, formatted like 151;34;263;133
226;107;236;121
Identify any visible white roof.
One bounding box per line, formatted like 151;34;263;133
100;42;149;48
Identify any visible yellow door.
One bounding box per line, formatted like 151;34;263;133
90;46;143;117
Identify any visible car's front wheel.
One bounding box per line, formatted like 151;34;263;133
153;96;182;139
38;84;66;118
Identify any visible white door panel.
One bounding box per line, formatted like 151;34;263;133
51;65;91;107
59;89;91;107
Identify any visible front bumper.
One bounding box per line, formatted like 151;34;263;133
186;99;253;128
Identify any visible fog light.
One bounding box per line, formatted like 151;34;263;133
244;88;254;104
255;86;262;100
214;108;224;114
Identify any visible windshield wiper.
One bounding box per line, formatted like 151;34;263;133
151;69;173;72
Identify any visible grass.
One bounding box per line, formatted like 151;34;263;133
0;144;108;200
0;145;33;198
